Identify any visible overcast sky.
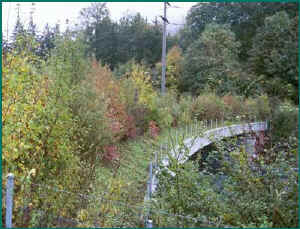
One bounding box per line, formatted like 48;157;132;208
2;2;197;38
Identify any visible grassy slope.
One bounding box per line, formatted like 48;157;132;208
81;119;258;227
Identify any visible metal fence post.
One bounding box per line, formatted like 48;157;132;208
145;163;153;228
149;162;153;197
6;173;14;228
146;219;153;228
154;152;158;170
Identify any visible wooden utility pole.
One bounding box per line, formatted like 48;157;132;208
161;1;167;95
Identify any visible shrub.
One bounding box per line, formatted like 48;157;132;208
113;59;141;80
119;63;175;130
244;94;271;121
255;94;271;120
153;136;298;227
88;60;135;142
151;90;177;128
271;101;298;140
174;94;194;126
71;78;114;163
222;94;246;120
2;46;82;227
192;92;226;120
130;64;157;109
119;64;153;134
155;45;183;90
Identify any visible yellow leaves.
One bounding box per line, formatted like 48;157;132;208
29;168;36;177
20;65;29;73
130;65;157;109
12;148;20;160
223;213;235;224
77;209;89;221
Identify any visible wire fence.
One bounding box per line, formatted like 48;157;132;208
2;173;225;227
2;119;269;228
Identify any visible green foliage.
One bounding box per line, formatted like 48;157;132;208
4;5;297;227
151;90;178;129
172;94;194;126
119;63;173;130
154;161;221;227
113;59;137;79
46;32;88;86
153;135;298;227
249;11;298;103
45;33;110;165
151;132;225;227
181;2;298;59
71;77;113;163
220;141;298;227
2;40;82;227
270;101;298;140
155;46;183;90
36;23;59;59
80;3;164;69
116;13;163;67
176;92;271;123
222;94;246;120
192;92;226;120
181;23;241;95
244;94;271;121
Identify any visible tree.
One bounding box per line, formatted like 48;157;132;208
117;13;163;67
180;2;298;59
249;11;298;103
181;23;241;95
11;5;26;43
79;4;164;69
27;5;37;38
79;2;110;55
155;45;183;90
36;23;57;59
93;17;119;69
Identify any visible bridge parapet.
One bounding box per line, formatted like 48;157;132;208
153;121;268;193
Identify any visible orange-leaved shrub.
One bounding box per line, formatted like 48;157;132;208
222;94;246;120
88;60;137;142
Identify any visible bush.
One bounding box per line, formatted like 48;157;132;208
155;45;183;90
113;59;138;80
119;64;154;134
271;101;298;140
71;78;114;163
244;94;271;121
119;63;175;130
174;94;194;126
151;90;178;128
222;94;246;120
88;60;133;142
153;136;298;227
192;92;226;120
2;44;82;227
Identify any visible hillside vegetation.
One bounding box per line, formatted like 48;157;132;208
2;2;298;227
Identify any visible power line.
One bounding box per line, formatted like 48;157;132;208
170;23;185;26
167;5;182;9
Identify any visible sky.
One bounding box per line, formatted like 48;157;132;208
2;2;197;38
